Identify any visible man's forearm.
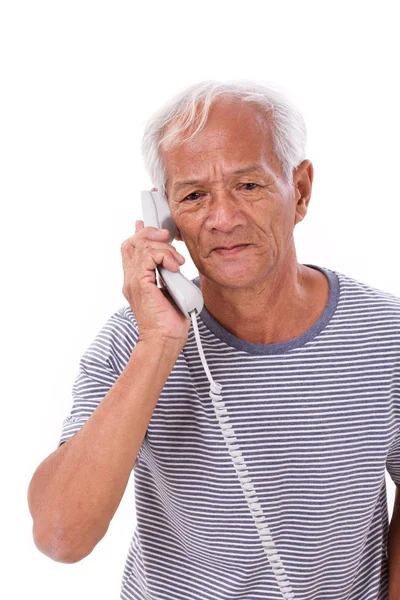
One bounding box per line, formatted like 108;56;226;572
388;494;400;599
28;337;183;563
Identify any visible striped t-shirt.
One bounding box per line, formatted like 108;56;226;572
58;263;400;600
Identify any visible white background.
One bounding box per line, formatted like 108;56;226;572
1;1;399;598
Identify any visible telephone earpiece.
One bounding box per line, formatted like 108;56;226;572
141;190;204;318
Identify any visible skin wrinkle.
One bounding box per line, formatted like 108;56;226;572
159;96;329;345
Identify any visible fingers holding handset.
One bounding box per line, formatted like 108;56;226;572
133;220;185;276
121;200;191;347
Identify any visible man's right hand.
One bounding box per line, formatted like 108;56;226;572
121;197;192;347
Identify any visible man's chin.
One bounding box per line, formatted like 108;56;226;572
198;269;258;290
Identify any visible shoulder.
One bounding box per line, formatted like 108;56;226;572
114;304;139;328
85;305;140;353
335;269;400;310
332;269;400;341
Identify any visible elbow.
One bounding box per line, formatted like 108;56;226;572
49;541;94;564
32;523;96;564
52;547;94;564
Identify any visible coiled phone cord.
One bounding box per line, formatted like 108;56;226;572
190;310;296;600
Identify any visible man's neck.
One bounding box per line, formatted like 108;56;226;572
198;263;329;345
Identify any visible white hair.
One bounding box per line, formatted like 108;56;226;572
141;79;307;200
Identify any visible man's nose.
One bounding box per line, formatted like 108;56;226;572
207;189;245;229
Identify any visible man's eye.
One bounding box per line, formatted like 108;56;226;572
183;184;258;201
184;192;201;201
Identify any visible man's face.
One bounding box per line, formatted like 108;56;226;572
160;97;312;289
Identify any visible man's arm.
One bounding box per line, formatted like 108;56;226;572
388;485;400;599
27;337;182;563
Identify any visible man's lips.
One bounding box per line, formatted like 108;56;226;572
212;244;250;256
213;244;249;250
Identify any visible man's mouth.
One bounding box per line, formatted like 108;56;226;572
213;244;250;256
214;244;248;250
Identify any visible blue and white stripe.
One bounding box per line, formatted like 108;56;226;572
59;264;400;599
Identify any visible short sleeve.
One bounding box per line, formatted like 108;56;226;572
58;305;143;468
387;426;400;486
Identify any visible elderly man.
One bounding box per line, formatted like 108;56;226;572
28;80;400;600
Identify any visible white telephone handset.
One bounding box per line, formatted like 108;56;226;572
140;190;204;319
138;189;296;599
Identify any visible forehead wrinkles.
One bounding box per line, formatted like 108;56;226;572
161;105;280;193
163;135;271;181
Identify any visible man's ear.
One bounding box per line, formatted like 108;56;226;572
175;230;184;242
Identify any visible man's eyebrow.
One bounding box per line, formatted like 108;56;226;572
172;164;265;192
